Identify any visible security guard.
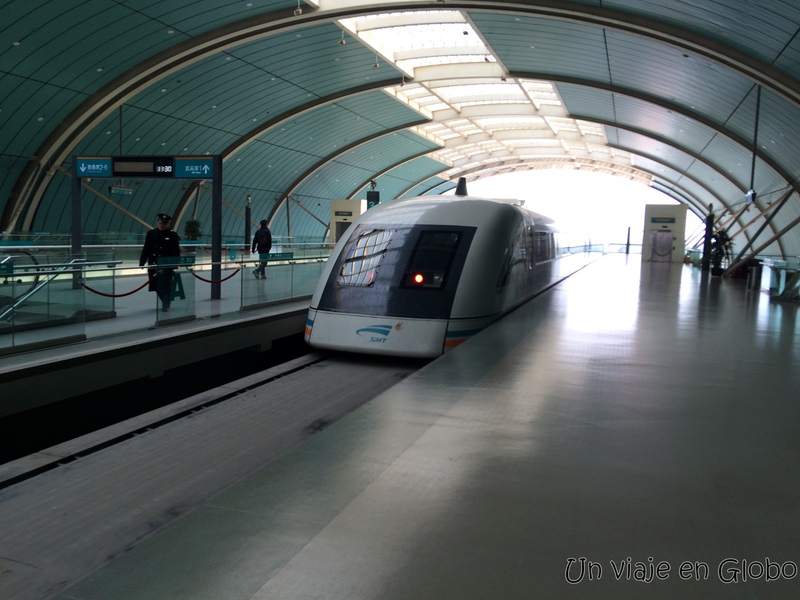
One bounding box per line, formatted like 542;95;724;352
139;213;181;310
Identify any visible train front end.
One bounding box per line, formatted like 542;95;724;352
305;200;478;358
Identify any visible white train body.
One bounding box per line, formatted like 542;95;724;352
305;194;584;358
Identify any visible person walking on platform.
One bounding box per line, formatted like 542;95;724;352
252;219;272;279
139;213;181;310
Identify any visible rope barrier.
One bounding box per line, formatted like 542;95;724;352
188;268;240;283
81;277;153;298
80;265;243;295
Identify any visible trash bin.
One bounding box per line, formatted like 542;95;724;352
746;260;762;290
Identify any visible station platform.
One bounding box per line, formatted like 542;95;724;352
0;270;311;416
2;254;799;599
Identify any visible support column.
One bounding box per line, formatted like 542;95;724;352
211;155;223;300
701;204;713;272
71;156;82;258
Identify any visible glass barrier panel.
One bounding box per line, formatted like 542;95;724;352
0;264;14;351
5;263;87;349
83;253;118;317
293;261;325;297
155;257;196;325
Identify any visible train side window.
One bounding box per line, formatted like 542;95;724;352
337;228;394;287
534;231;555;263
526;225;536;269
401;230;462;289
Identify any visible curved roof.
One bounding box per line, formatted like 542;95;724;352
0;0;798;261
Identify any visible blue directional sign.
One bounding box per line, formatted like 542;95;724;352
74;155;216;180
175;156;214;179
76;157;112;177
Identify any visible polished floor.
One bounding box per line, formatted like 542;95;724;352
6;254;799;599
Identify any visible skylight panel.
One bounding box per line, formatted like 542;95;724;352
376;23;481;52
400;54;495;70
475;116;547;131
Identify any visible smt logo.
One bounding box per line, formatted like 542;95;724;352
356;324;393;343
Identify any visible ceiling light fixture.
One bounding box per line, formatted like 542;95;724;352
293;0;302;16
338;31;346;46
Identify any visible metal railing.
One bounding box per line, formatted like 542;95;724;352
0;244;331;357
0;239;620;357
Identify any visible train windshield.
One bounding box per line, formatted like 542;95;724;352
401;230;463;290
336;228;394;287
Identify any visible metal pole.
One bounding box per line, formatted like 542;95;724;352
748;86;762;200
71;156;84;289
285;196;291;240
625;226;630;255
701;204;714;272
71;156;82;258
726;210;800;274
729;187;793;268
211;155;223;299
244;194;252;248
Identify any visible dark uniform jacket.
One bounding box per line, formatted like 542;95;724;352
252;226;272;255
140;227;181;292
140;227;181;266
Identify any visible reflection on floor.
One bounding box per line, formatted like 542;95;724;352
7;254;799;600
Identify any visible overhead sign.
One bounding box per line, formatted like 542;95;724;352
113;156;175;178
175;156;214;179
76;157;112;177
109;185;133;196
367;190;380;209
74;155;217;179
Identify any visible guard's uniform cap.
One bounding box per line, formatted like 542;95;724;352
157;213;172;223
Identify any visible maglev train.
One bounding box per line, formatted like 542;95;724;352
305;180;586;358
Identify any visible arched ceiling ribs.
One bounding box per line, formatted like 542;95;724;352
728;188;795;267
6;5;325;232
264;120;430;226
449;156;708;218
55;166;151;230
447;156;650;188
320;1;800;106
606;143;784;254
625;168;708;219
607;143;729;211
462;1;800;107
395;176;457;199
650;182;706;219
12;0;797;232
288;195;330;229
509;72;800;196
349;151;450;200
598;127;747;203
173;81;410;224
605;125;784;251
582;117;747;197
6;0;799;257
196;183;247;220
